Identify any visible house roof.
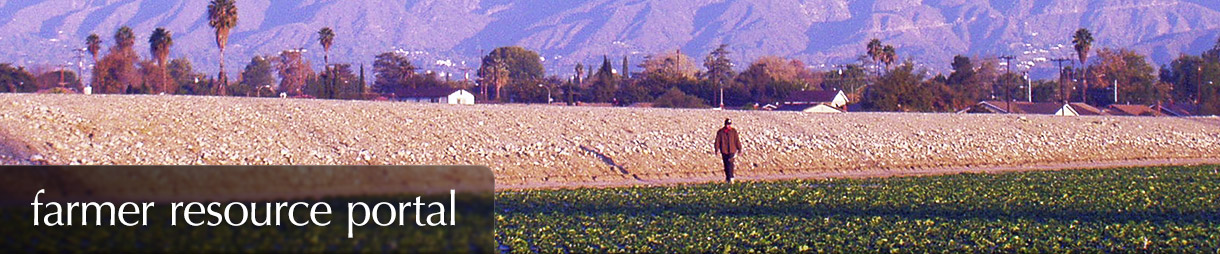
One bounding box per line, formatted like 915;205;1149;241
1068;103;1106;116
772;103;841;113
1107;104;1164;117
1160;103;1197;116
977;101;1065;114
394;87;462;98
782;90;841;104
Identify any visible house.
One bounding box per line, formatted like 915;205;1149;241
961;101;1106;116
1068;103;1106;116
1159;103;1198;117
394;87;475;105
1105;104;1165;117
963;101;1077;115
769;90;850;113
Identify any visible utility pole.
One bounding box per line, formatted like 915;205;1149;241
999;55;1016;113
1051;58;1072;103
1113;79;1118;105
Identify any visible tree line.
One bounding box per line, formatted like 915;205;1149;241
0;0;1216;115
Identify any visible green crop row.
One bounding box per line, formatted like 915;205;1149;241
496;165;1220;253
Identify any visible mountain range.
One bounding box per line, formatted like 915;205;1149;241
2;0;1220;78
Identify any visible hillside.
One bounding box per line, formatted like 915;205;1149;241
1;94;1218;189
1;0;1219;77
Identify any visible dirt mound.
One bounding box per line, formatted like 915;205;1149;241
2;94;1219;189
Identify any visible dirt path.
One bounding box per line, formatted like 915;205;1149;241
496;158;1220;191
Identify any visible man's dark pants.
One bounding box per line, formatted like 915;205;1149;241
721;153;735;182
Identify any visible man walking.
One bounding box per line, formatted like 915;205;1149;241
714;118;742;183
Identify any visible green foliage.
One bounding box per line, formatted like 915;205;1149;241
149;28;174;66
735;56;811;104
0;63;36;93
114;26;135;51
239;56;276;96
863;62;934;111
167;58;207;95
276;50;313;96
497;165;1220;252
653;87;709;108
588;56;618;102
85;34;102;62
1073;28;1094;65
33;70;80;91
702;44;734;90
92;28;142;94
371;52;417;94
306;64;361;99
821;64;868;99
318;27;335;65
478;46;544;101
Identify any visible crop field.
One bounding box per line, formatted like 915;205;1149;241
495;165;1220;252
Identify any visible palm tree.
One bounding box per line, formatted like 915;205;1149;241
86;34;102;63
1072;28;1093;103
867;39;882;75
208;0;238;94
881;45;897;70
1072;28;1094;65
149;28;174;67
317;27;334;67
114;26;135;51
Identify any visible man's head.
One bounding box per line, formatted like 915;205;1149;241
724;118;732;127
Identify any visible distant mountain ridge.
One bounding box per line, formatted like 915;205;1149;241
1;0;1219;78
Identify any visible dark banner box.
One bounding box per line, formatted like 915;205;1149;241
0;166;494;253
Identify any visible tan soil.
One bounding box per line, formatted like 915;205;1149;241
2;94;1218;191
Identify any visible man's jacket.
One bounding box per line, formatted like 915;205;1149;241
715;127;742;155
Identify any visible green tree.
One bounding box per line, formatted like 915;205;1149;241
622;56;630;79
653;87;709;108
0;64;37;93
307;64;359;99
881;45;897;70
703;44;734;107
208;0;238;94
275;50;313;96
371;52;418;94
1072;28;1094;66
945;55;982;108
1085;48;1164;106
736;56;811;104
477;46;544;101
239;56;275;96
867;38;883;74
167;58;206;95
821;64;868;102
863;62;933;112
589;56;618;103
317;27;335;67
92;26;142;94
86;34;102;64
149;28;174;67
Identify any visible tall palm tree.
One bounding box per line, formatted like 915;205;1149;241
1072;28;1093;103
1072;28;1094;65
149;28;174;67
86;34;102;63
867;39;882;76
114;26;135;51
317;27;334;68
208;0;238;94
